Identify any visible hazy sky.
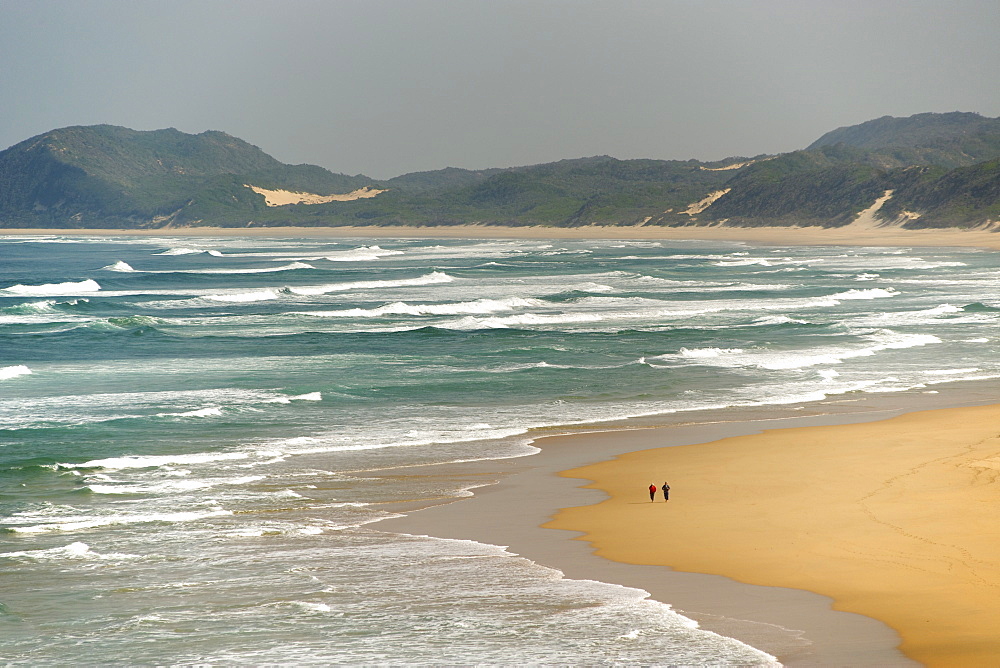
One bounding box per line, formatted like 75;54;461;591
2;0;999;179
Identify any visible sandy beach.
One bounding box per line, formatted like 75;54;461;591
548;403;1000;667
4;223;1000;251
376;386;1000;666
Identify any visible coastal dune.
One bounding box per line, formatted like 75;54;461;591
547;404;1000;667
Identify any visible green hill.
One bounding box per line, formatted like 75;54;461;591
807;111;1000;168
1;113;999;230
0;125;374;228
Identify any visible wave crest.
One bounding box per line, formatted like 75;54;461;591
1;279;101;296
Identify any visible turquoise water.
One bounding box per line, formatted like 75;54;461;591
2;235;998;665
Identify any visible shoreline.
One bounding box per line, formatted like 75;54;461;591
547;400;1000;667
374;381;1000;666
11;227;999;663
3;223;1000;250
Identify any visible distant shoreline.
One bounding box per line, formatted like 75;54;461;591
3;224;1000;250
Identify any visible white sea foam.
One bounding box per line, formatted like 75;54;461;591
268;392;323;403
153;247;211;255
132;262;315;275
204;290;282;303
829;287;898;300
102;261;136;272
72;451;250;470
667;330;941;371
1;279;101;295
748;315;807;326
713;258;772;267
325;245;405;262
287;271;454;296
0;542;142;561
0;299;84;314
679;347;745;358
298;297;541;318
9;509;233;533
194;261;314;274
290;601;333;613
86;475;265;495
445;312;607;330
0;365;32;380
851;303;993;327
157;407;223;418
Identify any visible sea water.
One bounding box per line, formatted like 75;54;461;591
1;235;998;665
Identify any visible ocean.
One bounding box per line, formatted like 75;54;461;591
1;234;998;665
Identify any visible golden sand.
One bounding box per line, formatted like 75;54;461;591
547;405;1000;667
4;223;1000;251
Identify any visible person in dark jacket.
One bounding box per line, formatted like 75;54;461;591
661;482;670;501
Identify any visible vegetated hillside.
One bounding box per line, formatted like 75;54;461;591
1;113;999;230
679;112;1000;229
297;156;747;228
692;146;889;227
807;111;1000;168
877;159;1000;228
0;125;374;228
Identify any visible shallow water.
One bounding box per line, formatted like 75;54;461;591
2;235;998;664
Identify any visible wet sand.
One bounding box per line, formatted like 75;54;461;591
549;404;1000;667
375;384;1000;667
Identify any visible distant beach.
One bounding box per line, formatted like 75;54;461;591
5;222;1000;251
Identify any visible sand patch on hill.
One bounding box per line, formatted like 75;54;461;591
245;185;386;206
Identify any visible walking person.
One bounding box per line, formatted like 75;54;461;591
661;482;670;502
648;483;657;502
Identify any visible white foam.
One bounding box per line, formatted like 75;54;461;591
666;330;941;371
10;509;233;533
445;312;606;330
325;245;405;262
1;299;57;314
2;279;101;295
157;407;223;418
0;365;32;380
0;541;141;561
713;258;772;267
268;392;322;402
195;261;314;274
749;315;807;326
137;262;315;275
86;475;264;495
153;247;210;255
101;261;136;272
829;287;898;300
72;451;249;470
291;601;333;613
298;297;541;318
204;290;282;303
288;271;454;296
679;347;745;358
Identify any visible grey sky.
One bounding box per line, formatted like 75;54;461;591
2;0;998;179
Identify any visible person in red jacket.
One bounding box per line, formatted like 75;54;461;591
648;483;657;502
